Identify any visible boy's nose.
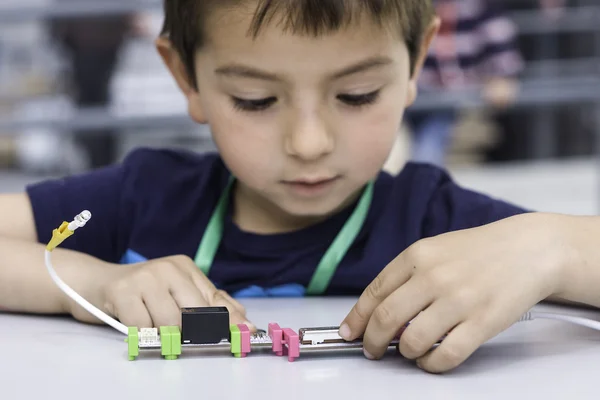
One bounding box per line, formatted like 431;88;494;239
284;114;334;161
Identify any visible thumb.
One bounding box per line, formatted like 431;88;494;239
339;240;428;340
339;289;379;341
339;260;411;340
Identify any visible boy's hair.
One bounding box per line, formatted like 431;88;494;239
161;0;435;88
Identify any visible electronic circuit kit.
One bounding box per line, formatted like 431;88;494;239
124;306;403;361
43;211;600;362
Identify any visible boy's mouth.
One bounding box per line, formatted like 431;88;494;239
282;176;340;197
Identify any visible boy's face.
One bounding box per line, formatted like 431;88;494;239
159;6;437;222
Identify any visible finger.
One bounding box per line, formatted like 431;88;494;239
416;319;486;374
218;291;254;330
167;270;210;309
141;288;182;328
168;270;250;328
219;290;246;316
110;295;153;329
416;293;537;373
170;255;220;294
181;263;254;328
397;299;461;360
362;277;433;359
210;290;254;330
340;252;415;340
170;256;253;329
165;255;218;294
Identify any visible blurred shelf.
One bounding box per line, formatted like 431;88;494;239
0;0;161;21
522;57;600;77
509;6;600;34
0;2;599;36
0;106;200;134
409;76;600;111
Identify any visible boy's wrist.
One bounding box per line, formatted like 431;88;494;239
62;259;121;321
509;212;575;301
545;214;598;304
551;214;578;296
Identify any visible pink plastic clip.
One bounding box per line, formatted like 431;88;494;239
237;324;251;357
282;328;299;362
268;323;283;356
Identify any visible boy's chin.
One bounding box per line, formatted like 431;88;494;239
276;194;357;221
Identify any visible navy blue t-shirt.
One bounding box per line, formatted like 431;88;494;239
26;148;527;298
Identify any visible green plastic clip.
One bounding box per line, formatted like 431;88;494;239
230;324;241;358
125;327;139;361
170;326;182;358
160;326;182;360
125;326;181;361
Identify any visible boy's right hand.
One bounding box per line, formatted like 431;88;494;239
71;255;252;331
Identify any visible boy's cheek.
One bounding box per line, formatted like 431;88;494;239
212;128;284;184
342;117;400;166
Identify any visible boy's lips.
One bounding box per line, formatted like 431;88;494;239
281;176;340;197
285;176;338;185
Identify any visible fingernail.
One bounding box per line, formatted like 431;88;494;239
339;324;351;340
416;360;423;370
363;349;375;360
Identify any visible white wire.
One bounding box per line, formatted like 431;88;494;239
44;249;129;335
519;310;600;331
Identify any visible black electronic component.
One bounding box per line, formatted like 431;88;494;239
181;306;230;345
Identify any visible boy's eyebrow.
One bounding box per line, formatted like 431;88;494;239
214;56;394;82
331;56;394;79
215;64;280;81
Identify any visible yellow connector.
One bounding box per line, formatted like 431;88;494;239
46;221;74;252
45;211;92;252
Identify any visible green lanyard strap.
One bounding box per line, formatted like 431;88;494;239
194;177;374;295
305;181;373;294
195;177;234;276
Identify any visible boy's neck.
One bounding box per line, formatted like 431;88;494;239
231;182;359;235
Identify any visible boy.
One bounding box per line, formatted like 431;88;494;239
1;0;600;374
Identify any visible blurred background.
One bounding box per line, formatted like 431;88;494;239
0;0;599;215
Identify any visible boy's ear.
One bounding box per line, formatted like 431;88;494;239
155;37;207;124
406;17;440;107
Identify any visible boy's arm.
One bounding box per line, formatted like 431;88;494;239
420;171;600;309
546;215;600;309
0;154;137;315
0;234;112;315
0;193;38;241
340;167;600;373
0;192;113;314
0;180;251;328
0;151;252;327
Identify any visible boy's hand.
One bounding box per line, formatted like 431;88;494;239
340;213;568;373
72;255;252;330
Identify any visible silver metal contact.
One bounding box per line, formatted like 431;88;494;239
249;331;273;349
299;326;348;345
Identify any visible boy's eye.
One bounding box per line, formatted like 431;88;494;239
232;96;277;112
337;90;380;107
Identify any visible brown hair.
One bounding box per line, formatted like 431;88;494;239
161;0;435;88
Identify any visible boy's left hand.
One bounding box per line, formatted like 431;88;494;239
339;213;569;373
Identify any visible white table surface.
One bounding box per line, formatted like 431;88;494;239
2;298;600;399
